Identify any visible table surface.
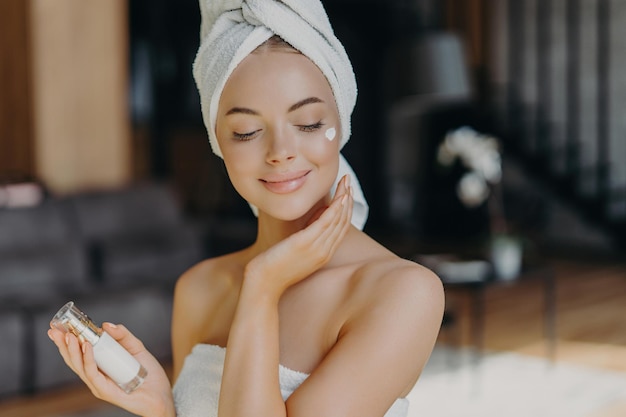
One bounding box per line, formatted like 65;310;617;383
414;252;557;360
414;252;551;287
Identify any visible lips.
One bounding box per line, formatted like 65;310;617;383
260;170;310;194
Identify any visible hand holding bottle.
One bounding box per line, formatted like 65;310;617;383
48;304;175;417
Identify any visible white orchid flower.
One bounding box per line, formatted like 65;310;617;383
457;171;490;207
437;126;503;208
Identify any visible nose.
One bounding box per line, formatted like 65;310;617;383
266;128;296;165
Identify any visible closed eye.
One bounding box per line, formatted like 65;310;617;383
298;121;325;133
233;129;261;141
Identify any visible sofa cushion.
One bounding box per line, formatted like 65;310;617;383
69;182;184;239
0;200;73;251
0;241;90;302
95;226;203;288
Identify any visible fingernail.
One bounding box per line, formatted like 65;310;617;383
65;333;70;345
341;195;348;206
105;322;117;329
82;343;87;354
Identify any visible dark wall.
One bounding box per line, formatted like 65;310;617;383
322;1;426;227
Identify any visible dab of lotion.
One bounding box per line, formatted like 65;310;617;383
325;127;336;141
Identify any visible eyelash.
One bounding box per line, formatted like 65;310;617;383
232;121;325;141
233;130;259;141
298;121;325;132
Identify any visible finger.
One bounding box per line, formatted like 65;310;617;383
339;189;354;235
48;328;65;349
320;187;347;222
81;341;98;378
65;333;87;378
49;329;80;374
310;192;351;254
102;323;146;356
331;194;352;245
324;187;353;246
324;190;350;230
294;182;351;257
334;174;350;201
343;185;354;225
330;188;352;229
80;341;119;399
305;202;343;249
343;174;351;193
306;175;351;232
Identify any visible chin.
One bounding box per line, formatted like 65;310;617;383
258;196;327;223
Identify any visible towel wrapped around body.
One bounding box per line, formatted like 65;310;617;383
173;344;410;417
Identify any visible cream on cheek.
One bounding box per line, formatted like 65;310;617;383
325;127;336;141
304;128;340;184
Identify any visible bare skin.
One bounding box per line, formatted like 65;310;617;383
48;46;445;417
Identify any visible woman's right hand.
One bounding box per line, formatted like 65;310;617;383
48;322;175;417
244;174;354;298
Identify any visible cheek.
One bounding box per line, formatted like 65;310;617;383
304;133;340;184
221;147;260;191
306;129;340;162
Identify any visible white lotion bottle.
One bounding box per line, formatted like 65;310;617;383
51;301;147;393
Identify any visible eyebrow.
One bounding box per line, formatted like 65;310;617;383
288;97;324;112
225;107;260;116
224;97;324;116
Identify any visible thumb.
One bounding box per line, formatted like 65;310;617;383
102;322;146;355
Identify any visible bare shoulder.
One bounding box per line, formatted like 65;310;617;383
174;252;244;305
171;251;247;379
353;253;445;321
309;234;445;400
341;230;444;317
340;233;446;356
173;251;248;334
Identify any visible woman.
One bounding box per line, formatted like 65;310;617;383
48;1;444;416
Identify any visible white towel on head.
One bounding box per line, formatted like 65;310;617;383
193;0;368;229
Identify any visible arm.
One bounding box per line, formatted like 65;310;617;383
287;266;444;417
218;177;354;417
171;275;200;383
171;262;221;383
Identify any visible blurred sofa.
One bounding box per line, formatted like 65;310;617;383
0;181;207;397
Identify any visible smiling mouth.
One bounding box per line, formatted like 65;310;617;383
260;171;310;194
261;170;310;183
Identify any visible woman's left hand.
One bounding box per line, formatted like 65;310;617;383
244;174;353;297
48;322;175;417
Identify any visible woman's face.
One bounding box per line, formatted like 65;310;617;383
216;47;341;222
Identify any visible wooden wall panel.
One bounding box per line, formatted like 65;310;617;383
30;0;131;193
0;0;35;180
1;0;131;192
